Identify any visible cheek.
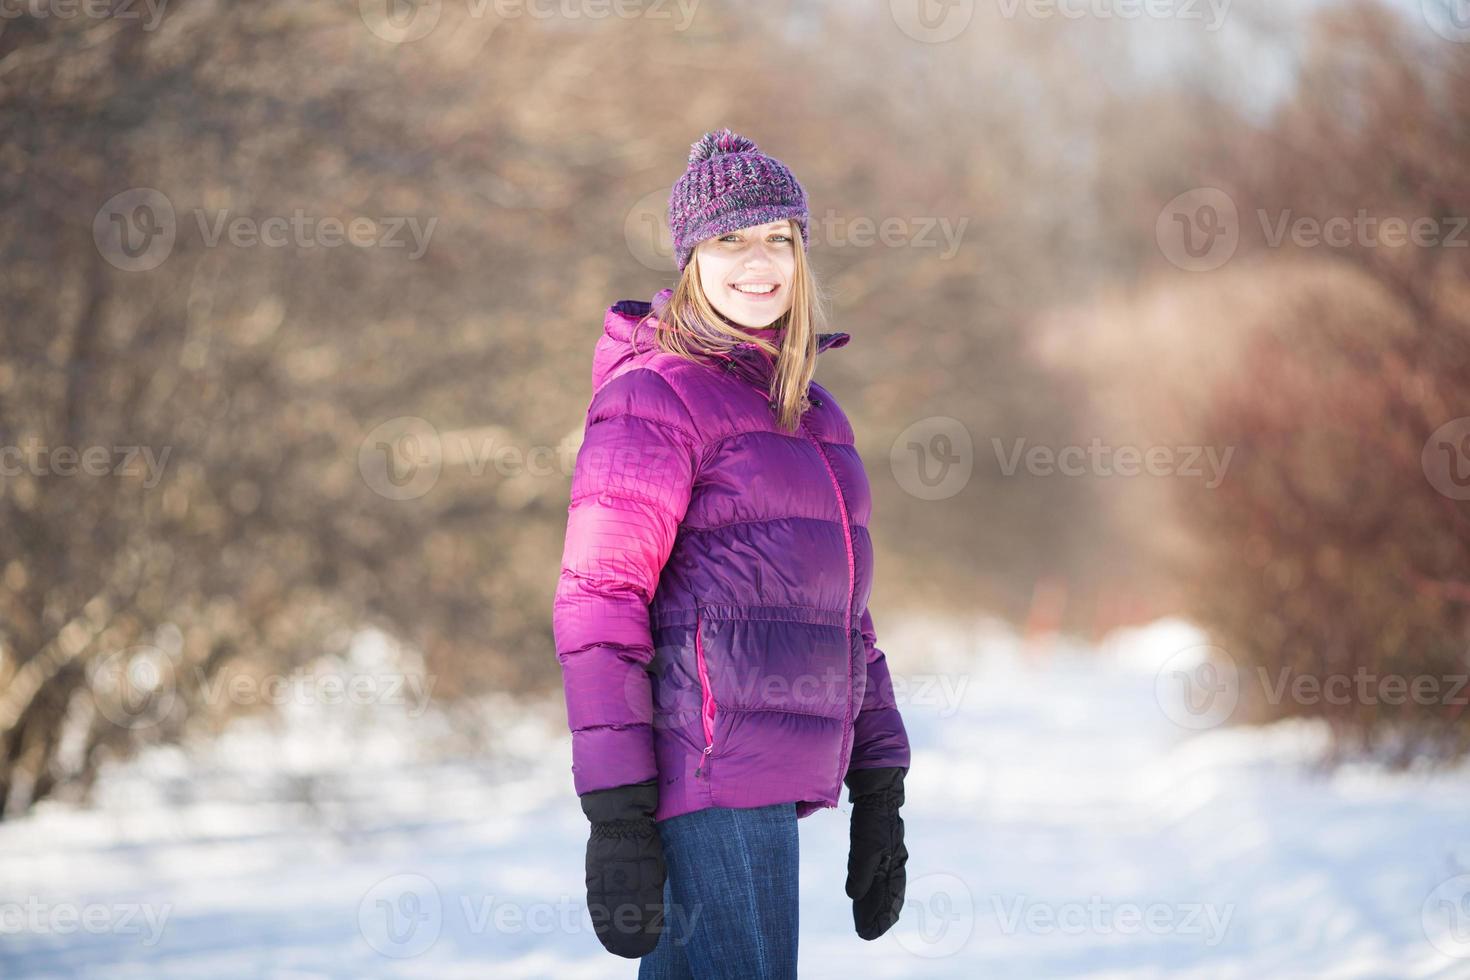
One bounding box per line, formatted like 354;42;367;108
696;251;732;286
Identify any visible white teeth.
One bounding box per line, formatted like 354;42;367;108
732;284;776;295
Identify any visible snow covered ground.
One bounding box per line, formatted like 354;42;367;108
2;617;1468;979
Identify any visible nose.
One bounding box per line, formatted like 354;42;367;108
743;245;778;269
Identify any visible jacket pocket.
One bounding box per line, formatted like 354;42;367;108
694;602;716;778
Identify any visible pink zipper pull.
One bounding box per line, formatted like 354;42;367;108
695;744;713;779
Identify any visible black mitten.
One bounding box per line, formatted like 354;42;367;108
843;766;908;941
579;779;666;958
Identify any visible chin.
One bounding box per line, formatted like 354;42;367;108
728;303;793;328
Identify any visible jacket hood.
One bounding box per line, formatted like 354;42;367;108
592;287;850;394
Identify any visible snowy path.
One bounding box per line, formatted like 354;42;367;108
2;618;1468;978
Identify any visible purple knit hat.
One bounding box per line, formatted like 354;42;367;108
668;128;810;273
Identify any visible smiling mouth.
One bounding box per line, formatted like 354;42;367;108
730;283;779;296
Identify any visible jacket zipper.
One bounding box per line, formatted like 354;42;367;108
693;604;715;780
798;418;857;794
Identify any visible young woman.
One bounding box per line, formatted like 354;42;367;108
551;128;911;978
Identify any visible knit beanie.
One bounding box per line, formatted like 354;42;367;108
667;128;810;273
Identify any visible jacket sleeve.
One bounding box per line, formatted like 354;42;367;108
552;368;701;796
845;603;911;773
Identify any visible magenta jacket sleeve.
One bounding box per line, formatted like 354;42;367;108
845;603;912;773
552;368;701;796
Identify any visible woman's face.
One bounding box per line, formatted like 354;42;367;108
693;219;798;329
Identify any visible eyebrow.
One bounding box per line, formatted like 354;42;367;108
726;223;793;235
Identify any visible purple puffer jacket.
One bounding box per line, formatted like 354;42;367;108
552;288;910;823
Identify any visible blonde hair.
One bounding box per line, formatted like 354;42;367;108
643;220;829;435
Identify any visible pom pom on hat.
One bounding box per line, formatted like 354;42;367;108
688;128;760;165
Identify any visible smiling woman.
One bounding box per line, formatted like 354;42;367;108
552;128;910;977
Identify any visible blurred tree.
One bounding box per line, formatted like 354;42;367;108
0;0;1290;814
1183;3;1470;760
1040;1;1470;762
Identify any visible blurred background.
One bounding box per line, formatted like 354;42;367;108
3;0;1470;976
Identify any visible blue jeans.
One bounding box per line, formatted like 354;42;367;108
637;802;799;980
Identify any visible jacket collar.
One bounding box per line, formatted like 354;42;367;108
595;287;850;394
711;330;850;391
